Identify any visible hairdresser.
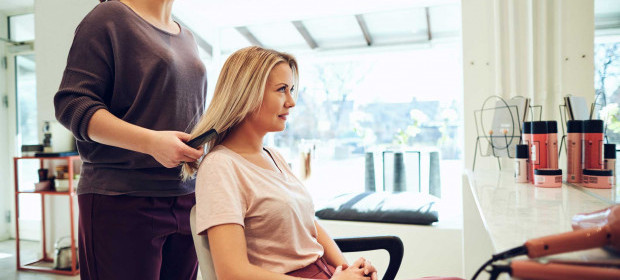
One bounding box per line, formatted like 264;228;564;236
53;0;206;279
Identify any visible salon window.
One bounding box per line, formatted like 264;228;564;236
594;0;620;149
267;45;464;204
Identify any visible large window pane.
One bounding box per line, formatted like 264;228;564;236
273;46;463;203
597;40;620;142
594;0;620;143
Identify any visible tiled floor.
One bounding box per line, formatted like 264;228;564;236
0;239;79;280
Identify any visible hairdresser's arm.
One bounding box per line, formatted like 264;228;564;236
207;224;305;280
87;109;203;168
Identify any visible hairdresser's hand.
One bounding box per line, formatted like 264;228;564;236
145;131;204;168
330;258;371;280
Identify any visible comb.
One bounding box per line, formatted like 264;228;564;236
186;129;218;149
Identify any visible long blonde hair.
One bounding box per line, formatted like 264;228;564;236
181;46;299;181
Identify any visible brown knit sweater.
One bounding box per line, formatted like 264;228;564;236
54;1;207;196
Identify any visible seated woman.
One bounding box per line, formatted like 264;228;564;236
182;46;377;280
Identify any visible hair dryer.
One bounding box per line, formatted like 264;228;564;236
524;205;619;258
473;205;620;280
494;205;620;261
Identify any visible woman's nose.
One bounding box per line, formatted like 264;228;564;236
285;92;296;108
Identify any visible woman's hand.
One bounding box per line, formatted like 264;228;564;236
330;258;374;280
146;131;204;168
360;258;378;280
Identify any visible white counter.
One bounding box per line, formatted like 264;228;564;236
462;170;618;279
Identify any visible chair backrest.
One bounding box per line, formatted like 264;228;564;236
190;205;218;280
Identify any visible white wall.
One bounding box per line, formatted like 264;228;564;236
321;219;463;279
34;0;96;256
35;0;96;126
462;0;595;171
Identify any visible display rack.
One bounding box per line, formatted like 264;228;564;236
13;155;80;276
558;102;569;157
559;95;611;157
472;96;542;171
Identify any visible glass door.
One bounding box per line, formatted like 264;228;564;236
15;54;41;241
3;12;39;241
15;54;38;147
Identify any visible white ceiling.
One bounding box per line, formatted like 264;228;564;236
0;0;33;14
3;0;618;54
173;0;462;55
1;0;618;22
173;0;457;28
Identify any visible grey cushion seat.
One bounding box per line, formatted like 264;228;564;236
315;192;439;225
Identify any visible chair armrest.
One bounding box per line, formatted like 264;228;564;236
334;236;404;280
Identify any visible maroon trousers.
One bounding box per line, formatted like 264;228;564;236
287;257;336;279
78;193;198;280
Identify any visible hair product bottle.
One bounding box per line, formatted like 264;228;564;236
584;120;604;170
531;121;548;178
604;143;616;185
566;120;584;183
515;144;529;183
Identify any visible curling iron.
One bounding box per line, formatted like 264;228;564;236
488;260;620;280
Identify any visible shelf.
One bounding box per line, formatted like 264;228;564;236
19;258;79;276
13;155;80;275
15;155;80;160
16;190;73;195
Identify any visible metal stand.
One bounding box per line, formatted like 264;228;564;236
558;103;569;157
14;155;80;276
472;96;537;171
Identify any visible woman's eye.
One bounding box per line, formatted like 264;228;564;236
278;86;286;92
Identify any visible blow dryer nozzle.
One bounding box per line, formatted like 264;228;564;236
492;245;528;261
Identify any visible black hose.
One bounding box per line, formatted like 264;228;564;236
471;258;493;280
471;246;527;280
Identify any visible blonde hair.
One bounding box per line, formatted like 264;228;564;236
181;46;299;181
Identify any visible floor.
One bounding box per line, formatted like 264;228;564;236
0;239;79;280
0;239;206;280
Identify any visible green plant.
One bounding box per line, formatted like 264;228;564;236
601;103;620;133
393;109;427;145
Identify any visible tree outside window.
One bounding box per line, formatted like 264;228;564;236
596;42;620;142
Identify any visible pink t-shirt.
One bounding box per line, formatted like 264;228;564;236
195;145;324;273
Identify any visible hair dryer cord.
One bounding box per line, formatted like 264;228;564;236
471;245;527;280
